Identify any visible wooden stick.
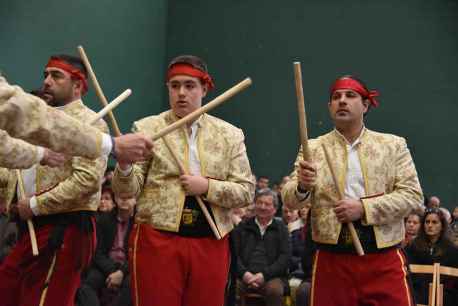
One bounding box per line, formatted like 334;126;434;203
77;46;122;136
15;170;39;256
436;263;443;306
431;262;438;306
293;62;310;161
321;144;365;256
162;136;222;239
90;89;131;125
151;78;252;140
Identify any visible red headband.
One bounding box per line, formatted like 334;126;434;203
330;78;379;107
46;58;88;94
167;63;215;91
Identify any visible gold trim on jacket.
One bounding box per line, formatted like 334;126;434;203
112;110;255;237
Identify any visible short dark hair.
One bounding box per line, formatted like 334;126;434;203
255;188;278;209
168;55;208;73
50;54;88;78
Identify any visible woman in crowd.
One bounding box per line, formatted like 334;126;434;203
405;208;458;306
402;212;422;247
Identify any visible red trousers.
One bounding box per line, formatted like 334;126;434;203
0;222;95;306
129;224;230;306
310;249;414;306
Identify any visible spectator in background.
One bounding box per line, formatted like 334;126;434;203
282;205;303;275
282;205;306;305
232;207;246;226
402;211;422;247
295;204;315;306
102;166;115;185
405;208;458;306
440;207;452;224
98;183;116;214
243;203;256;221
450;206;458;245
77;196;135;306
233;188;290;306
256;176;270;198
427;195;441;208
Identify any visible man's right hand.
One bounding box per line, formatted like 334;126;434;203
114;133;153;165
297;160;316;191
40;148;68;167
242;271;255;285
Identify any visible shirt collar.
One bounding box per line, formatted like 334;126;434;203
255;217;273;229
334;126;366;148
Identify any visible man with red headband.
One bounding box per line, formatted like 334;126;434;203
0;74;153;167
112;55;254;306
282;75;423;306
0;54;110;306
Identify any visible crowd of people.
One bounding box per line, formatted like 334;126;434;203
2;169;458;306
1;52;457;306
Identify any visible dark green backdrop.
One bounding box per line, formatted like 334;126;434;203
1;1;457;207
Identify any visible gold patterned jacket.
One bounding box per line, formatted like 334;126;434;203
282;128;423;249
0;76;103;160
112;110;255;238
0;100;108;215
0;130;42;169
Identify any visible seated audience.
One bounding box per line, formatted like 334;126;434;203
295;206;315;306
77;196;135;306
440;207;452;224
402;211;422;248
451;206;458;245
426;195;441;208
405;208;458;306
282;205;303;276
98;183;116;214
232;207;246;226
233;188;290;306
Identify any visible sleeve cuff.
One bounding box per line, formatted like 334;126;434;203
295;185;311;202
361;199;371;225
101;133;112;157
36;146;45;163
29;196;40;216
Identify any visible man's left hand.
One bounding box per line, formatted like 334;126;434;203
17;198;34;220
334;199;364;223
179;175;209;196
106;270;124;289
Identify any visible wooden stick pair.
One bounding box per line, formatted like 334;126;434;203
293;62;364;256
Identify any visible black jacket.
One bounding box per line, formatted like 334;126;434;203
233;217;290;281
93;211;133;276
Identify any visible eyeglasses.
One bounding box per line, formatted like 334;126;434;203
425;207;441;214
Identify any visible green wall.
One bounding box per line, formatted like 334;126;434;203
0;0;168;132
1;1;457;208
166;0;458;208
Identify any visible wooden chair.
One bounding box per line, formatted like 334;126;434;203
410;263;458;306
410;263;439;306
